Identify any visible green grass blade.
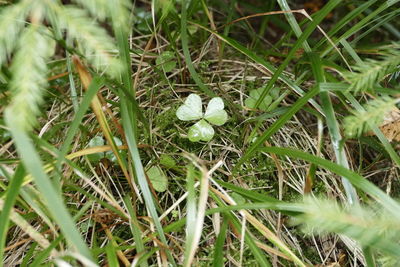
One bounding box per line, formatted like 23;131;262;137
66;48;79;112
343;93;400;167
216;180;279;203
121;104;176;265
21;242;38;267
253;0;341;109
4;121;93;261
123;195;148;267
181;0;219;97
30;236;63;267
212;216;228;267
314;0;378;49
105;244;119;267
308;53;358;204
183;164;197;267
210;191;272;266
321;0;400;57
318;85;400;166
111;5;176;264
56;76;104;169
277;0;311;52
0;164;25;266
362;246;375;267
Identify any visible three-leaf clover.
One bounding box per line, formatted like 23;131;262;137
245;87;281;111
176;94;228;142
87;136;123;163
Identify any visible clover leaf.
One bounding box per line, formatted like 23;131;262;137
245;86;283;111
156;51;177;72
245;88;272;111
176;93;228;142
147;165;168;192
87;136;104;162
204;97;228;126
87;136;124;163
188;119;215;142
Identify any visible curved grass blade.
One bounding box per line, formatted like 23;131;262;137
73;57;135;192
183;164;198;267
275;1;358;203
314;0;378;49
123;195;148;267
209;191;272;266
321;0;400;57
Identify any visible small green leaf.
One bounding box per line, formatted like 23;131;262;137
87;136;104;162
105;137;123;163
160;155;176;169
187;25;198;35
204;97;228;126
156;51;177;72
134;9;152;32
245;88;272;111
188;119;214;142
270;87;281;100
147;166;168;192
176;94;203;121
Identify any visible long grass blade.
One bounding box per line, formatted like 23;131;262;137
308;53;358;204
0;165;26;266
3;124;93;261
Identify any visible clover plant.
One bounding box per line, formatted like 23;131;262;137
176;94;228;142
245;87;281;111
87;136;123;163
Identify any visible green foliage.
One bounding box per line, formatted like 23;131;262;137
344;47;400;92
245;87;281;111
74;0;130;24
2;0;400;266
344;96;397;137
176;94;228;142
156;51;177;72
146;166;168;192
87;136;123;163
87;136;105;162
160;155;177;169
